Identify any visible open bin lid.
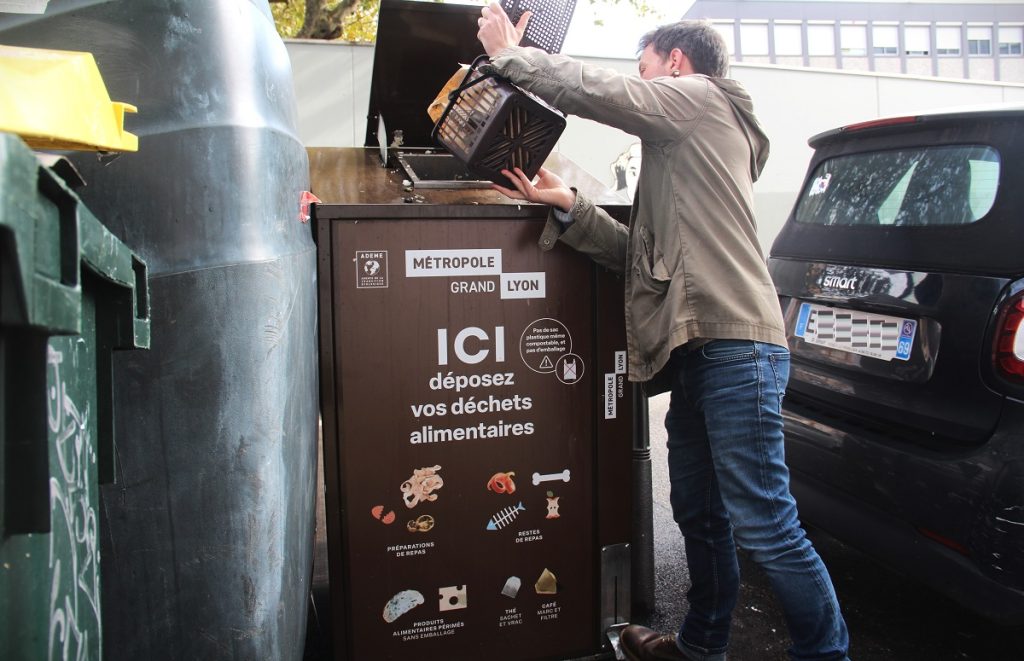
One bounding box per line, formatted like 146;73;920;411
364;0;485;151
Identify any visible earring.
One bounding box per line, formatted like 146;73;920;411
671;70;681;77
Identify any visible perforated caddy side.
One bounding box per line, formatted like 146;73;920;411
502;0;577;54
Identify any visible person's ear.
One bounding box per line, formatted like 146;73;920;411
670;49;695;76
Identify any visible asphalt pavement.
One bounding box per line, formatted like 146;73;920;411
643;392;1024;661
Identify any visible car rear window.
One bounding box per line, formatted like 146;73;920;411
795;145;1000;227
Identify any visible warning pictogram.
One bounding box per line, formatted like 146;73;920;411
520;318;571;373
556;354;584;385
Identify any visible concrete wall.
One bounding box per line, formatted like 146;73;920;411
906;58;933;77
286;40;375;149
937;57;965;79
970;58;998;81
285;39;1024;251
1004;58;1024;81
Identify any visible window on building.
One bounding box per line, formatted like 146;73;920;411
905;25;930;56
968;26;993;55
873;24;899;56
740;22;770;56
774;22;803;56
936;26;962;56
808;23;836;56
999;26;1023;55
840;23;867;56
712;21;735;55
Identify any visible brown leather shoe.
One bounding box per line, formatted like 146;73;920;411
620;624;688;660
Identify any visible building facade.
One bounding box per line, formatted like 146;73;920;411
684;0;1024;82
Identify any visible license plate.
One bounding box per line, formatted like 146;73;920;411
794;302;917;362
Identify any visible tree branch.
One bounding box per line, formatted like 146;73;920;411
298;0;360;40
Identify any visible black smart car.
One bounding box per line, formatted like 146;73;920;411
767;107;1024;623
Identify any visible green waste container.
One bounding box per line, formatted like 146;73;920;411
0;132;150;660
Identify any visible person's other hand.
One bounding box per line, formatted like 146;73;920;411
477;1;531;57
492;167;576;212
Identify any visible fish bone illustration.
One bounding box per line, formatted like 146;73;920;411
486;502;526;531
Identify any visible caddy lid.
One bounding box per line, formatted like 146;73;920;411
365;0;485;150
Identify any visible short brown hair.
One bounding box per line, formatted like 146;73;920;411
638;20;729;78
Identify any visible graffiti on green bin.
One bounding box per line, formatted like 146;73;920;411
46;344;101;660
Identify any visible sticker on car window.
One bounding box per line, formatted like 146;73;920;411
795;302;917;361
808;173;832;196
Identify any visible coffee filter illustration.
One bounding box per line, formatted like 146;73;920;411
535;568;558;595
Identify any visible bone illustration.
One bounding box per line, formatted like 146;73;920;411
532;469;571;486
486;502;526;531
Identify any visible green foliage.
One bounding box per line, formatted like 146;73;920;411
272;0;652;44
270;0;305;38
271;0;381;41
340;0;382;41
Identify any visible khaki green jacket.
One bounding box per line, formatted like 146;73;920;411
491;46;788;386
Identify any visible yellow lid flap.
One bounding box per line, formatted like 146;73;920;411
0;45;138;152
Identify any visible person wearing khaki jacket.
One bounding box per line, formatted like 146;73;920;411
479;4;850;661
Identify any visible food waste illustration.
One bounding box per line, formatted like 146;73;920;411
377;462;569;624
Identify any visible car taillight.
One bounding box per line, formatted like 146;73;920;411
994;291;1024;382
841;115;920;133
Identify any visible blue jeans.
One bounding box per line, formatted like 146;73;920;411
664;340;850;661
